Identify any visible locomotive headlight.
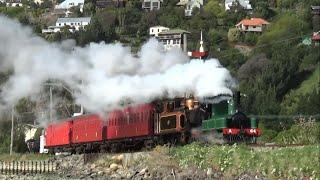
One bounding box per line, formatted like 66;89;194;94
250;129;254;133
186;99;194;110
253;129;256;133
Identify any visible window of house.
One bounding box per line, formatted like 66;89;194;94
253;26;256;28
59;23;61;26
158;29;159;32
144;2;150;7
173;40;176;44
152;2;158;8
152;29;154;32
71;23;73;25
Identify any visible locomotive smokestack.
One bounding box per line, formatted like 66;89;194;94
235;91;241;111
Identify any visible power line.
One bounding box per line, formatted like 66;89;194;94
249;114;320;119
215;32;314;59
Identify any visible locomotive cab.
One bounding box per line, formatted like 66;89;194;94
154;99;186;134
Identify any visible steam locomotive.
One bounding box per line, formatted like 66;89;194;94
43;92;261;153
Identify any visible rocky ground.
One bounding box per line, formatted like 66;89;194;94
0;149;255;180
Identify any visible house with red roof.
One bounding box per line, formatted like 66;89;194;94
312;31;320;46
236;18;270;32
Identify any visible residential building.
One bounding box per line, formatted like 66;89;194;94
235;18;269;32
33;0;43;4
96;0;126;9
156;29;190;52
42;17;91;33
311;6;320;32
55;0;84;12
5;0;23;7
225;0;252;11
177;0;203;16
142;0;162;11
312;31;320;46
149;26;169;37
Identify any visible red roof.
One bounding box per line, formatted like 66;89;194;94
312;32;320;41
236;18;270;27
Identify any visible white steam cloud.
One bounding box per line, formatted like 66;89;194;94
0;16;234;113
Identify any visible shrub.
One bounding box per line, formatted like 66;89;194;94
228;28;241;42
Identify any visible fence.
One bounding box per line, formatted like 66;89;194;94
0;160;58;175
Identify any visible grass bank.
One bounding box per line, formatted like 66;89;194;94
0;153;53;161
169;143;319;179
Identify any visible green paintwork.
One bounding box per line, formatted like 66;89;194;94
201;97;259;131
250;118;257;128
202;99;234;131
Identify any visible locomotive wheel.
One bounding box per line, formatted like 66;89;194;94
144;140;154;150
180;132;190;145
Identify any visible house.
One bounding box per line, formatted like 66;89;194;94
311;6;320;32
5;0;23;7
42;17;91;33
96;0;126;9
176;0;204;16
149;26;169;37
235;18;269;32
225;0;252;11
156;29;190;52
142;0;162;11
55;0;84;12
312;31;320;46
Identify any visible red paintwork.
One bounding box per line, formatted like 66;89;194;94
190;51;209;59
106;104;154;140
45;121;73;147
222;128;241;135
244;128;262;137
72;114;105;144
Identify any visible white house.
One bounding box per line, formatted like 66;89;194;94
55;0;84;12
156;29;190;52
225;0;252;11
149;26;169;37
235;18;269;32
42;17;91;33
5;0;23;7
142;0;163;11
177;0;203;16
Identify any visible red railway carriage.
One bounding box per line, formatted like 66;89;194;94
106;104;154;140
72;114;105;144
45;120;73;148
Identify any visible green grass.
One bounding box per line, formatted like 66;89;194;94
295;66;320;95
0;153;53;162
169;143;320;179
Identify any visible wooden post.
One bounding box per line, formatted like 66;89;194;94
23;161;25;174
43;161;46;173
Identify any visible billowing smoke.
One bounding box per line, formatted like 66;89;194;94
0;16;234;114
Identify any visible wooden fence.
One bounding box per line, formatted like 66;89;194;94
0;160;58;175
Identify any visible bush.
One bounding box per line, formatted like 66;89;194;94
274;119;320;145
244;33;259;45
228;28;241;42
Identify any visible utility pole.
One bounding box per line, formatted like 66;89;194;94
50;86;53;122
10;106;14;155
